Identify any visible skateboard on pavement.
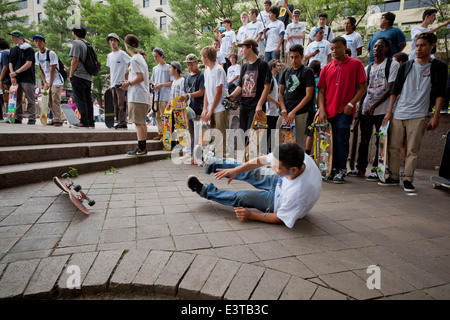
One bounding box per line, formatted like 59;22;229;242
172;96;190;147
245;112;268;162
431;129;450;189
375;121;389;183
53;173;95;215
281;118;296;143
311;119;333;180
40;90;49;125
61;104;80;127
104;88;115;128
7;85;18;123
348;117;360;171
162;103;174;151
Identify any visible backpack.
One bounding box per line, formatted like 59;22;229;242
327;27;332;41
366;58;392;84
41;49;68;82
80;40;101;76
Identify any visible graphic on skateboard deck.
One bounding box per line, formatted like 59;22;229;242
281;119;296;143
375;121;389;183
7;85;18;123
226;107;240;159
311;120;333;180
246;112;268;162
193;121;212;166
53;173;95;215
40;90;49;125
172;96;190;147
61;104;80;127
162;103;174;151
104;88;115;128
431;129;450;189
348;118;360;171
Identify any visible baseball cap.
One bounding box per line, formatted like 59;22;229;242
9;30;25;38
237;39;258;48
293;9;301;15
170;61;182;74
218;27;226;32
183;53;198;63
314;26;324;34
32;35;46;42
153;47;165;57
106;33;121;43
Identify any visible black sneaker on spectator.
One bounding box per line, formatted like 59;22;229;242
366;172;379;182
378;177;400;186
126;147;147;157
333;170;346;184
403;180;416;192
348;169;365;177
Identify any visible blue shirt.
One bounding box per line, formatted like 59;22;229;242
0;50;11;85
367;27;406;64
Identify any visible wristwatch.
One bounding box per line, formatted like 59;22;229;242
128;81;132;86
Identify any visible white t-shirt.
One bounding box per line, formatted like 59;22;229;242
285;22;306;53
35;88;43;101
305;40;331;68
362;58;400;116
220;30;236;57
216;50;226;66
128;54;150;105
342;32;363;58
308;25;334;42
245;21;265;54
266;76;279;117
265;20;285;52
170;77;185;105
227;64;241;86
257;11;271;27
93;103;100;116
267;153;322;228
151;63;173;102
409;27;435;60
204;63;228;114
237;25;248;44
106;49;131;86
35;49;64;86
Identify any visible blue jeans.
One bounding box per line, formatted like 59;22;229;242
202;157;279;212
264;51;280;63
328;112;353;172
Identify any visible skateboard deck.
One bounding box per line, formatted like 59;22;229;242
104;88;115;128
7;85;18;123
40;90;49;125
281;119;296;143
375;121;389;183
312;120;333;180
246;112;268;162
162;104;174;151
430;176;450;189
53;174;95;215
193;121;211;165
226;108;240;158
431;129;450;189
172;96;190;147
61;104;80;127
348;118;360;171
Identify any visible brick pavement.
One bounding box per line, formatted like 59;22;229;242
0;159;449;300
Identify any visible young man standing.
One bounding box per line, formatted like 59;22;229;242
228;39;271;132
380;33;447;192
263;6;285;62
308;13;334;44
257;0;272;28
220;18;236;74
245;9;265;58
0;38;11;120
266;59;281;152
317;37;367;184
349;38;399;180
69;26;94;128
278;44;315;148
237;12;249;60
342;17;363;58
106;33;131;130
151;48;173;140
8;30;36;124
367;12;406;65
33;35;65;127
186;142;322;229
284;9;306;68
305;27;331;69
201;46;229;158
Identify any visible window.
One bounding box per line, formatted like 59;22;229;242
378;1;400;12
160;16;167;31
37;0;41;4
17;0;28;9
37;12;42;23
160;0;168;5
143;0;149;8
403;0;435;10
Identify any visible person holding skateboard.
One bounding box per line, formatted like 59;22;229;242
106;33;131;130
186;142;322;228
119;35;150;157
379;33;447;192
316;36;367;184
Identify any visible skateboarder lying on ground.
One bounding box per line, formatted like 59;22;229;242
187;143;322;228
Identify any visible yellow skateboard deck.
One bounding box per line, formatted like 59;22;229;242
172;96;190;147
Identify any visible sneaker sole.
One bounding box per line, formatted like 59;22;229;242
186;175;200;192
404;188;416;192
366;178;379;182
333;180;346;184
378;182;399;186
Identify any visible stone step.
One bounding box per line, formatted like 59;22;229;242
0;140;163;166
0;150;171;189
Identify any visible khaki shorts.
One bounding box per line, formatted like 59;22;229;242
128;102;148;125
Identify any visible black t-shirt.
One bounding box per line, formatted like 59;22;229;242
280;65;315;115
10;44;35;84
239;58;271;112
184;70;205;115
278;4;294;28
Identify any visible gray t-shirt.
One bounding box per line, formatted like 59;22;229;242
69;39;92;82
394;60;432;120
151;63;172;102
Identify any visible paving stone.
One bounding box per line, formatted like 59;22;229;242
0;259;40;299
299;252;349;276
263;257;316;279
250;269;291;300
173;234;211;251
248;240;292;261
280;276;318;300
199;259;241;300
132;250;173;293
224;263;265;300
23;255;70;299
82;250;123;295
109;249;150;293
319;271;383;300
178;255;219;299
154;252;195;296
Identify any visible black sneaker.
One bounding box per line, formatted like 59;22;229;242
13;119;22;124
187;175;204;195
333;170;346;184
72;123;89;129
403;181;416;192
115;123;128;130
126;147;147;157
49;121;63;127
27;120;36;125
378;177;400;186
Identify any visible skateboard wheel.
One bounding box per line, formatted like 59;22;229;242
88;200;96;206
73;184;82;192
377;168;382;172
373;132;378;136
